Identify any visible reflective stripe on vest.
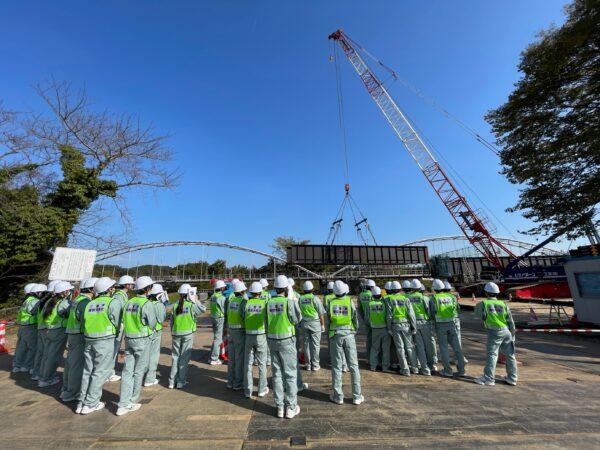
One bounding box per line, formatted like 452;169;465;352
329;296;354;337
123;297;152;338
324;293;335;309
172;300;196;336
43;300;65;330
369;299;387;328
17;296;38;325
244;298;266;334
267;296;294;339
299;294;318;320
65;295;89;334
483;299;508;329
260;291;271;301
83;296;116;338
389;294;409;323
210;293;225;318
227;296;244;329
433;293;457;322
408;292;429;321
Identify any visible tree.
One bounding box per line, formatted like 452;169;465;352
486;0;600;238
270;236;310;259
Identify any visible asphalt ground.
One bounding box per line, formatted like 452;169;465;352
1;301;600;449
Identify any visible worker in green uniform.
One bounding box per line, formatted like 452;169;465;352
443;280;468;365
60;277;96;402
365;286;390;371
267;275;301;419
287;278;309;392
358;279;375;361
241;282;269;398
328;280;363;405
107;275;134;383
31;281;59;381
78;277;121;415
323;281;348;372
38;281;72;388
430;279;466;377
13;283;44;374
474;282;517;386
299;281;325;371
407;279;436;376
386;280;417;376
169;284;205;389
117;276;157;416
143;283;167;387
209;280;227;365
226;281;247;391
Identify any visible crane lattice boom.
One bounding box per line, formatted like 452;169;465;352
329;29;517;269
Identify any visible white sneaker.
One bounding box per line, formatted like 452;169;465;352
38;380;49;388
107;374;121;383
297;382;308;392
80;402;105;415
474;376;495;386
168;383;175;389
353;395;365;405
209;360;223;365
258;387;269;398
62;395;77;403
503;376;517;386
75;402;83;414
12;367;20;373
285;405;300;419
176;381;188;389
277;406;284;418
329;394;343;405
312;366;321;372
342;366;349;373
143;380;159;387
116;403;142;416
59;391;65;400
31;375;39;381
20;367;30;373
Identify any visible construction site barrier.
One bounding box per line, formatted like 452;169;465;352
517;328;600;334
0;321;9;353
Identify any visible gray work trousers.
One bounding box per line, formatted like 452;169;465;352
483;328;518;384
330;333;362;402
118;336;151;407
301;320;322;369
391;323;417;375
244;333;268;396
414;320;437;374
170;334;193;386
40;328;67;383
210;318;224;362
268;337;298;409
436;321;465;376
32;328;47;378
80;337;114;407
369;327;390;370
144;330;162;384
62;333;85;398
110;324;124;377
13;325;37;370
227;328;245;389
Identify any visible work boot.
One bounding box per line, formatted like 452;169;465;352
143;379;159;387
353;395;365;405
503;376;517;386
80;402;105;415
116;403;142;416
285;405;300;419
329;394;343;405
474;376;495;386
258;387;269;397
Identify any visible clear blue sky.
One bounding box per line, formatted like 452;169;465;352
1;0;574;267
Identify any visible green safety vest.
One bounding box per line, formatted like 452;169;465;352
43;300;65;330
324;293;335;309
483;299;508;329
227;296;244;329
267;296;295;339
408;292;429;321
83;296;116;338
210;292;225;318
113;290;128;305
244;298;266;334
65;295;89;334
329;296;354;337
389;294;409;323
433;293;457;322
152;300;163;332
37;300;48;330
172;300;197;336
260;290;271;301
299;294;319;320
358;290;373;314
17;296;38;326
123;296;152;338
368;298;387;328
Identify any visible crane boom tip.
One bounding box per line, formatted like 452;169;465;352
328;29;343;40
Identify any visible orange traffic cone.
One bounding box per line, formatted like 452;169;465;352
219;328;229;361
0;321;9;353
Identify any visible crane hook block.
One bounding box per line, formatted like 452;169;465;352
345;183;350;193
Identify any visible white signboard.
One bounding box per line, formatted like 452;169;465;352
49;247;97;282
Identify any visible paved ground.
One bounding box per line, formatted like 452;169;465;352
1;301;600;449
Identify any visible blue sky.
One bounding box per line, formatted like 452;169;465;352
1;0;574;267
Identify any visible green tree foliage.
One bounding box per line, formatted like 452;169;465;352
270;236;310;259
486;0;600;237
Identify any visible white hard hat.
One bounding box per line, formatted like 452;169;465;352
231;278;240;284
401;280;412;290
178;284;191;294
287;278;295;287
372;286;381;296
443;281;452;290
233;281;247;293
32;283;47;293
260;278;269;288
343;283;350;295
303;281;314;291
47;280;61;292
326;281;334;290
81;277;98;290
214;280;226;290
391;281;401;290
24;283;37;294
432;279;445;291
367;279;376;288
274;275;289;289
420;285;426;291
333;280;346;296
151;284;165;296
135;276;154;291
411;279;423;290
484;282;500;294
117;275;135;286
249;281;263;294
384;281;391;290
54;281;74;294
94;277;116;294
